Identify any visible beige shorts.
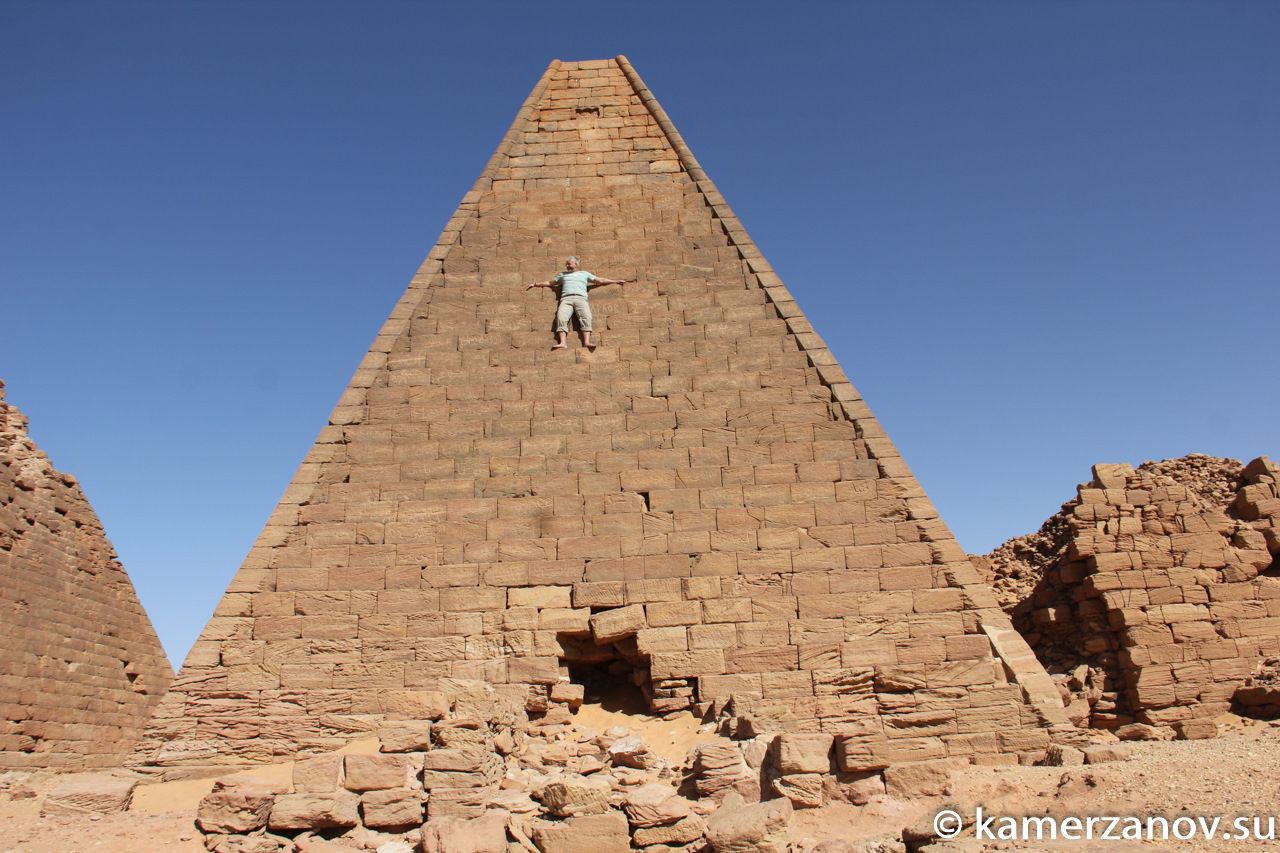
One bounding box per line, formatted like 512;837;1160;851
554;295;592;333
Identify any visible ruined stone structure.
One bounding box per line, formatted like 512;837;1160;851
985;455;1280;734
137;57;1069;768
0;380;172;768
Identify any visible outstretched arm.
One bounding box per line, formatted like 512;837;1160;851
525;279;555;291
587;276;636;287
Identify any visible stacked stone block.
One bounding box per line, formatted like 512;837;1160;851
1015;458;1280;730
135;58;1063;767
0;379;172;768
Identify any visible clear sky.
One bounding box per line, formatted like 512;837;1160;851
3;1;1277;666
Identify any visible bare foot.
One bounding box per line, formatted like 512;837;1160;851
585;343;597;352
551;343;567;350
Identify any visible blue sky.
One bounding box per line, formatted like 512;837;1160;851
3;1;1277;666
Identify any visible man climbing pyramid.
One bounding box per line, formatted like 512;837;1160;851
525;256;634;350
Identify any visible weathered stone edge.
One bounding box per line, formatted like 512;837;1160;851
614;58;881;444
327;58;564;427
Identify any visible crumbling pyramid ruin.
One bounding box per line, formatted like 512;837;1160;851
980;454;1280;736
136;57;1072;769
0;380;172;768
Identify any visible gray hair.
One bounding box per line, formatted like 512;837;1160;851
567;256;579;264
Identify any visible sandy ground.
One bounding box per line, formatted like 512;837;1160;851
3;712;1279;852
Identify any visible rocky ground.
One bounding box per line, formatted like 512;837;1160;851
3;709;1280;853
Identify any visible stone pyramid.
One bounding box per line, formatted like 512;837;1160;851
137;58;1068;767
1;380;172;768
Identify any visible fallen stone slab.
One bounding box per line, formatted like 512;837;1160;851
421;811;509;853
529;810;631;853
1082;744;1133;764
41;774;139;816
883;760;955;798
691;742;752;799
541;775;612;817
1115;723;1170;741
771;773;824;808
1172;719;1217;740
705;792;793;853
622;782;694;828
295;837;362;853
824;771;885;806
607;734;662;770
204;834;283;853
632;814;707;847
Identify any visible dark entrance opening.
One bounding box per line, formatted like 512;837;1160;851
557;631;696;715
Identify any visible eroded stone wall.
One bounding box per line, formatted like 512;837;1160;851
0;380;172;768
984;455;1280;733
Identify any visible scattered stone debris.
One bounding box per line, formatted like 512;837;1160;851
173;687;969;853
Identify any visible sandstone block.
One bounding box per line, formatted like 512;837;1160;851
268;792;360;831
1042;744;1085;766
771;773;824;808
622;782;694;828
421;749;502;789
542;775;613;817
550;682;585;708
361;788;424;827
609;734;663;770
705;793;794;853
1115;724;1170;741
530;810;631;853
41;775;138;816
196;791;275;834
823;771;885;806
420;811;509;853
293;755;344;793
425;787;491;820
1172;719;1218;740
772;733;833;774
692;742;752;799
539;608;592;632
379;721;434;753
590;604;647;642
508;585;573;609
1083;744;1133;764
834;735;888;773
882;759;954;797
345;754;412;791
632;814;708;846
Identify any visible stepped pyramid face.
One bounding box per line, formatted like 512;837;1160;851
0;381;172;769
137;58;1066;766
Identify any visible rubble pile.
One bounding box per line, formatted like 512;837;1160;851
186;679;925;853
978;455;1280;735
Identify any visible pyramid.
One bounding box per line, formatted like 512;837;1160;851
136;58;1069;767
0;380;172;768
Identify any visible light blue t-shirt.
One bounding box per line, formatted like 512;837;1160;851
554;270;596;298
